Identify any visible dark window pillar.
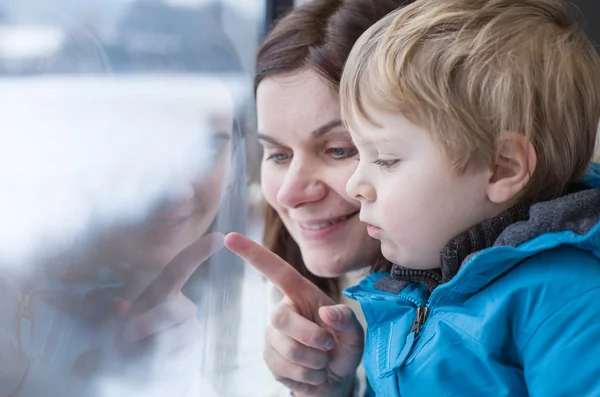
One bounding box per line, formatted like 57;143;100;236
264;0;294;38
569;0;600;50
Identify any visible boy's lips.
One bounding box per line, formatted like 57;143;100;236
366;224;382;238
361;217;383;238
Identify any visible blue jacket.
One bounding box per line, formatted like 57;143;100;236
346;164;600;397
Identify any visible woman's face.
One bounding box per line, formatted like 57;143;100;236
106;109;234;272
257;69;380;277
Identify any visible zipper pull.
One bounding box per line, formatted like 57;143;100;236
410;306;429;337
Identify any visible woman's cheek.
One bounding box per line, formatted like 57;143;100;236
197;156;232;216
335;162;361;202
260;171;281;209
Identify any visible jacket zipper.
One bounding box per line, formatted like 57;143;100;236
410;306;429;337
361;291;430;337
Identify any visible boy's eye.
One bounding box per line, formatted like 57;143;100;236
374;159;400;168
265;152;292;163
325;147;358;159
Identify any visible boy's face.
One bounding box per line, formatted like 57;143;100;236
346;106;495;269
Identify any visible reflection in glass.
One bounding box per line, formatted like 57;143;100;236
0;0;261;396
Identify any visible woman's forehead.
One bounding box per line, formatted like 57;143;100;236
209;112;235;133
256;70;339;133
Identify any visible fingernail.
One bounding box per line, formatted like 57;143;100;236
327;307;340;323
315;332;334;350
209;232;225;249
322;335;334;350
111;298;132;317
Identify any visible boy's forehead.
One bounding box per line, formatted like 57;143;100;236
346;111;381;145
347;127;372;146
348;119;413;147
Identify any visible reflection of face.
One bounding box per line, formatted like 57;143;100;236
257;70;379;278
346;106;493;269
107;111;233;272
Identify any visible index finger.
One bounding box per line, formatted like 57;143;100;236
133;232;225;314
224;232;332;305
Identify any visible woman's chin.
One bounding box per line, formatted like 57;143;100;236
298;232;379;279
127;245;180;273
304;255;357;279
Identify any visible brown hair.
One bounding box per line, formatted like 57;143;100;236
341;0;600;202
256;0;412;297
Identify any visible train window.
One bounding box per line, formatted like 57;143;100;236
0;0;268;396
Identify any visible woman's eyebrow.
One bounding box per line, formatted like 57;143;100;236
311;119;343;138
257;134;281;145
257;119;344;145
212;131;232;140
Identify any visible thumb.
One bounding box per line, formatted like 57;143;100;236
319;304;364;347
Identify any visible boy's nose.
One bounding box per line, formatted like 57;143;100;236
346;165;376;202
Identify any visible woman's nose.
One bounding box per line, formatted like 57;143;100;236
158;178;196;208
276;158;327;209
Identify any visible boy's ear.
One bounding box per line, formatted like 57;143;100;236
486;131;537;204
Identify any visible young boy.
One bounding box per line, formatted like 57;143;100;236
340;0;600;395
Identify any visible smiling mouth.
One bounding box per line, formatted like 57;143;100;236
152;217;188;227
144;213;195;233
299;211;359;230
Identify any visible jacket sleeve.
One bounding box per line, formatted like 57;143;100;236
522;285;600;396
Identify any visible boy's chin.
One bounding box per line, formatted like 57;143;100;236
380;244;402;267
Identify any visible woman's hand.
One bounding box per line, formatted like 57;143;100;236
116;232;224;360
225;233;364;397
74;233;224;382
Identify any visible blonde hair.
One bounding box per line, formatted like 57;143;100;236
341;0;600;200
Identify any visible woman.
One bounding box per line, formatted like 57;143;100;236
252;0;414;395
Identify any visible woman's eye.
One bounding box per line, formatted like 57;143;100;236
373;159;400;169
325;147;358;159
265;152;292;164
208;133;231;165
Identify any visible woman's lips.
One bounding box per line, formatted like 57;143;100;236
296;211;359;240
145;214;193;237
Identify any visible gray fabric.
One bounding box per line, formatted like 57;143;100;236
495;187;600;247
439;201;531;283
374;277;408;294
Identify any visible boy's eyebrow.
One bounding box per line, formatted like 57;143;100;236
257;119;344;145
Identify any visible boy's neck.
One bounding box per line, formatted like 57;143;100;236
438;201;531;283
386;201;532;292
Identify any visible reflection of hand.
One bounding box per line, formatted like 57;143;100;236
225;233;363;397
115;232;224;359
73;233;224;381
